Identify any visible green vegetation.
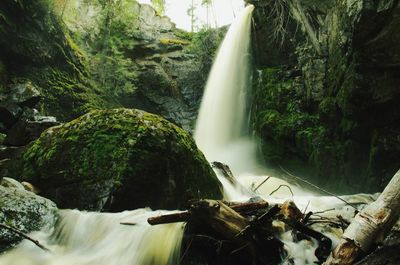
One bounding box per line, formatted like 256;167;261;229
67;0;140;101
252;67;357;191
184;27;225;87
0;0;116;121
151;0;166;15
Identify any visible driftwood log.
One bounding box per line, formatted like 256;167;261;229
145;198;334;264
324;169;400;265
147;201;269;225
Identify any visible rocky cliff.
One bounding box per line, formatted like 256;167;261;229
249;0;400;193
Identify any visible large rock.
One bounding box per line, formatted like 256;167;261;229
18;109;222;211
7;81;41;108
0;102;22;128
0;185;57;252
4;118;59;146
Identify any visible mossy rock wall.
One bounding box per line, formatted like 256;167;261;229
0;0;116;121
16;108;222;211
250;0;400;193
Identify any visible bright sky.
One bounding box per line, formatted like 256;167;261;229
137;0;245;31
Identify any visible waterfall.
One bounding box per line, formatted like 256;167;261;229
194;5;259;175
0;209;185;265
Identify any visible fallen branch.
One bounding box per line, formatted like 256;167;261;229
324;169;400;265
279;165;357;210
278;201;332;262
0;223;49;251
120;222;137;226
269;184;294;197
146;201;269;225
147;211;190;225
253;176;271;192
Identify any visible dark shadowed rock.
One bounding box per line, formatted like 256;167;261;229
8;81;41;108
356;228;400;265
4;118;59;146
0;102;22;128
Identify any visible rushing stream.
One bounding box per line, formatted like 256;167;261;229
0;4;380;265
0;209;185;265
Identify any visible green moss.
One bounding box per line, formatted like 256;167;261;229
21;109;222;211
159;38;190;46
251;67;357;190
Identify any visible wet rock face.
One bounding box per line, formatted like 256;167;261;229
15;109;222;211
4;118;59;147
7;82;41;108
0;185;57;252
0;81;41;128
250;0;400;193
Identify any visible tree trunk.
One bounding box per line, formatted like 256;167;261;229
324;169;400;265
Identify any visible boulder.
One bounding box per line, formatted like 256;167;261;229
19;109;222;211
0;177;25;190
0;102;22;128
4;118;59;146
0;186;57;252
0;145;24;160
8;81;41;108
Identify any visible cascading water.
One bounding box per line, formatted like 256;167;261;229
193;4;305;199
194;4;260;175
0;209;185;265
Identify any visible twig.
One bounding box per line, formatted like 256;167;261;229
269;184;294;197
120;222;137;226
278;165;357;210
312;208;335;215
253;176;271;192
302;211;313;224
179;238;193;263
0;223;49;252
306;220;343;228
230;242;251;255
302;200;310;215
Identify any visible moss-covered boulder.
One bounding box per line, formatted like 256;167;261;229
18;108;222;211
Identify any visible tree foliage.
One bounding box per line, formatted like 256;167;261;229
151;0;165;15
184;27;225;89
68;0;139;98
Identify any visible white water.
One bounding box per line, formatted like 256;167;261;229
194;4;260;175
0;209;185;265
